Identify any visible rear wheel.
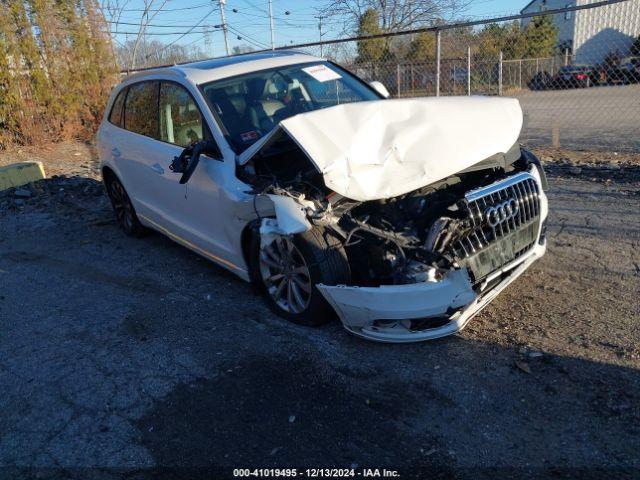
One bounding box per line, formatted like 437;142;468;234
258;227;350;326
105;174;147;237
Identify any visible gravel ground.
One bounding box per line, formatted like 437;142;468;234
0;145;639;479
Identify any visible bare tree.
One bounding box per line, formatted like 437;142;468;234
129;0;169;70
101;0;170;70
116;40;206;69
100;0;131;37
321;0;472;35
98;0;131;62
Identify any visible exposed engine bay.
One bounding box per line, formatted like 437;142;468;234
230;96;548;342
240;133;545;290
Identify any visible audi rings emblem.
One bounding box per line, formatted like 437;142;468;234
484;198;519;228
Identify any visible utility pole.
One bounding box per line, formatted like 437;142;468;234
204;25;214;57
218;0;230;56
318;16;323;57
435;29;441;97
467;45;471;96
268;0;275;49
498;50;503;96
318;15;323;57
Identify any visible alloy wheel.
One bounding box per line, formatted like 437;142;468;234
108;179;134;232
259;236;312;314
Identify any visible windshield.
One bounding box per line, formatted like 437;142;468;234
200;61;380;153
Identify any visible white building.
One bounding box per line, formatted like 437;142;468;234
520;0;640;64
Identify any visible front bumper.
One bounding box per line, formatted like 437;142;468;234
317;166;549;343
318;241;545;342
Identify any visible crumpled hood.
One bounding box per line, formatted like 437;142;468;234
239;96;523;202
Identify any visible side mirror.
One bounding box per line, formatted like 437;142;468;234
170;140;222;184
369;81;390;99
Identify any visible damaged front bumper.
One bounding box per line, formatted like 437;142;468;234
317;167;549;343
318;241;545;343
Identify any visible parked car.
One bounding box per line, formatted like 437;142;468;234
620;56;640;83
450;66;468;84
98;51;548;342
599;63;629;85
528;71;553;90
552;65;594;88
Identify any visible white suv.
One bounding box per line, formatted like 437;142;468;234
98;51;548;343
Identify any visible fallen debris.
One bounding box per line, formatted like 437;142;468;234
515;360;532;374
13;188;32;198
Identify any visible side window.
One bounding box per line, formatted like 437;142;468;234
159;82;204;147
124;81;159;139
108;88;127;127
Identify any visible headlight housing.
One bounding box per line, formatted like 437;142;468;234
520;148;548;190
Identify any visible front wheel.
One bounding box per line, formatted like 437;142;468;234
257;227;350;326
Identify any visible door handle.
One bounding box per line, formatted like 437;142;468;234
151;163;165;174
111;147;121;158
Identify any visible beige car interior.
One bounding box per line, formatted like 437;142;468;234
206;75;310;140
160;99;203;147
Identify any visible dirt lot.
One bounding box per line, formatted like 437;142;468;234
1;142;639;479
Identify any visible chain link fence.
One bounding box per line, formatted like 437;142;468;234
285;0;640;152
125;0;640;152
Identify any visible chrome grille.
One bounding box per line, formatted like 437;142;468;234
451;172;541;260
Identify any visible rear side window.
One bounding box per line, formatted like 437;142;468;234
108;88;127;127
159;82;204;147
124;81;159;139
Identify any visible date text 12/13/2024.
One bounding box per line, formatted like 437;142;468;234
233;468;401;477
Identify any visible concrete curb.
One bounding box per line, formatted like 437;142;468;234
0;161;46;191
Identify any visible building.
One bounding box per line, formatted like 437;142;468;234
520;0;640;64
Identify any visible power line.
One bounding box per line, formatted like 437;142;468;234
229;7;317;24
182;32;209;48
112;29;211;35
104;18;219;28
145;9;215;56
236;0;268;15
110;2;213;12
226;23;270;49
228;24;270;49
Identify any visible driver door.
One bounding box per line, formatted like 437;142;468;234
116;80;185;229
149;81;212;238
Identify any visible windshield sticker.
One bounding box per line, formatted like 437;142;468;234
240;130;259;143
302;65;342;83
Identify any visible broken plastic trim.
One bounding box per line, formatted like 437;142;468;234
258;194;313;252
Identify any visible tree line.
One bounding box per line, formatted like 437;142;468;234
354;8;559;65
0;0;117;147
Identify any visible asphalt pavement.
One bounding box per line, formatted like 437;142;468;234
0;168;639;479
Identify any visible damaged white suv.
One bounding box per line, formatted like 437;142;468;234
98;51;548;343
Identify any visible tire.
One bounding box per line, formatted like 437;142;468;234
256;226;350;326
104;173;147;237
